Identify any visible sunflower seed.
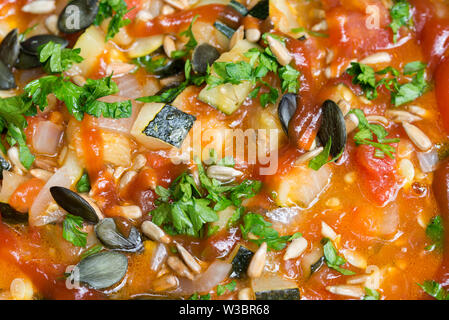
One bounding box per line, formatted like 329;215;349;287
267;35;292;66
207;165;243;182
230;25;244;49
22;0;55;14
176;243;201;274
246;28;261;43
167;256;194;280
152;275;179;292
295;147;324;165
326;285;364;298
359;52;391;65
247;242;267;278
402;122;432;151
386;110;421;123
321;221;337;241
142;220;171;244
283;237;308;260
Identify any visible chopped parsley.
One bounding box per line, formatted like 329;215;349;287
63;214;88;247
322;238;355;275
240;213;302;251
425;216;444;252
418;280;449;300
389;0;413;43
80;244;104;260
349;109;400;159
189;292;211;300
76;172;91;193
38;41;84;74
291;27;329;38
150;159;262;237
363;287;381;300
94;0;132;41
171;16;199;59
346;61;428;106
25;74;132;121
308;137;343;171
216;281;237;296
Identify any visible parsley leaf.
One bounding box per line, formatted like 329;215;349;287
94;0;132;41
425;216;444;252
171;16;199;59
189;292;211;300
346;62;377;99
349;109;399;159
240;213;302;251
76;172;91;193
38;41;84;74
216;280;237;296
322;238;355;275
63;214;88;247
389;0;412;43
363;287;381;300
418;280;449;300
308;137;344;171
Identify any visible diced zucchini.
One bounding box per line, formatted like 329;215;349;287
198;40;259;115
131;103;196;150
249;0;268;20
127;35;164;59
210;205;236;232
228;244;254;278
251;275;300;300
229;0;248;16
213;21;236;39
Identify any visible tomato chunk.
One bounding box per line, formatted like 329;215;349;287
9;178;45;213
355;145;399;206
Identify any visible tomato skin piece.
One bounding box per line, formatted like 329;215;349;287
355;145;399;206
435;57;449;134
9;178;45;213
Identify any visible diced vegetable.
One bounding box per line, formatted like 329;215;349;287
214;21;236;39
73;26;107;75
249;0;268;20
0;171;28;203
210;205;236;232
228;244;254;278
101;130;132;167
127;35;164;59
270;164;332;208
131;103;196;150
251;275;300;300
198;40;259;115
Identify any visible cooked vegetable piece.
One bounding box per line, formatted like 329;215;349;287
213;21;236;39
198;40;258;114
249;0;269;20
229;244;254;278
251;275;300;300
71;251;128;290
229;0;248;16
131;103;196;149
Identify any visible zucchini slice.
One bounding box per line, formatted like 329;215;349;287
214;21;236;39
228;244;254;278
229;0;248;16
198;40;259;115
130;103;196;150
249;0;269;20
251;275;300;300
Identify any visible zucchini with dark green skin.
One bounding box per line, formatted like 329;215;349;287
229;245;254;278
251;275;301;300
249;0;269;20
229;0;248;16
214;21;236;39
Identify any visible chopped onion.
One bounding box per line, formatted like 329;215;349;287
417;150;439;173
0;171;28;203
95;96;141;134
29;151;83;226
175;260;232;295
114;74;143;99
33;121;63;155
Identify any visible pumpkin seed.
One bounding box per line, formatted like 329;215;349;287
50;186;100;223
21;34;68;56
278;93;297;134
0;29;20;69
72;251;128;290
192;43;220;75
317;100;346;158
58;0;99;34
0;60;16;90
95;218;143;252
